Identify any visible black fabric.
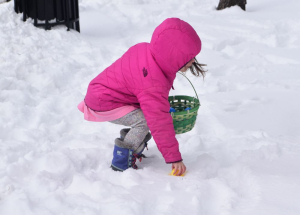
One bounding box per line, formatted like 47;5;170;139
26;0;56;21
14;0;80;32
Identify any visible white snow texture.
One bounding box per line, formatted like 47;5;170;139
1;0;300;214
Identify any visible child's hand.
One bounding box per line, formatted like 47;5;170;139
172;161;186;176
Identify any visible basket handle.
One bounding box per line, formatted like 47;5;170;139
178;72;200;104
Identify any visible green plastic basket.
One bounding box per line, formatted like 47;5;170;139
168;73;200;134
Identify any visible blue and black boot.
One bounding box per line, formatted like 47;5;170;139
111;129;152;171
111;138;136;171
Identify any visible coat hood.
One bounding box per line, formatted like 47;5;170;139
149;18;202;83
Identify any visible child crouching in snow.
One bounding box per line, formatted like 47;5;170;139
78;18;206;176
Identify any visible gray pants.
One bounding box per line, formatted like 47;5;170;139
109;109;149;150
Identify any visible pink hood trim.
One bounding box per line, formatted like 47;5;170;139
150;18;201;84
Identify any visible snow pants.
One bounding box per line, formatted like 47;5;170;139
109;109;150;150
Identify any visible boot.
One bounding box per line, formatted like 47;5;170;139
111;138;136;171
111;129;152;172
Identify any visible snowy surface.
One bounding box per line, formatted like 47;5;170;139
1;0;300;214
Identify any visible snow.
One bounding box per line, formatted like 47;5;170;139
1;0;300;214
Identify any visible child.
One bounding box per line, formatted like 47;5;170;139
78;18;206;176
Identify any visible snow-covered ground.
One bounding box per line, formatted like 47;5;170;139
1;0;300;214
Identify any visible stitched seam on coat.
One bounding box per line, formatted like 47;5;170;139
128;51;135;90
116;58;121;89
137;45;143;89
146;45;154;88
121;56;130;94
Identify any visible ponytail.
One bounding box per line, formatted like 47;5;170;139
190;58;207;78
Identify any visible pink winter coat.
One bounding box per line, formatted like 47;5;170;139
84;18;201;163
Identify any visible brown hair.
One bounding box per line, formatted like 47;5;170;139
190;58;207;78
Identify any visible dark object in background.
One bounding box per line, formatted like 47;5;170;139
217;0;247;11
14;0;80;32
0;0;11;3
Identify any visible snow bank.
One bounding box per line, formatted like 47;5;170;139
1;0;300;214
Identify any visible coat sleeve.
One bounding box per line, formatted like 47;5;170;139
136;86;182;163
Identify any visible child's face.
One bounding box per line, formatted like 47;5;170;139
180;58;195;72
